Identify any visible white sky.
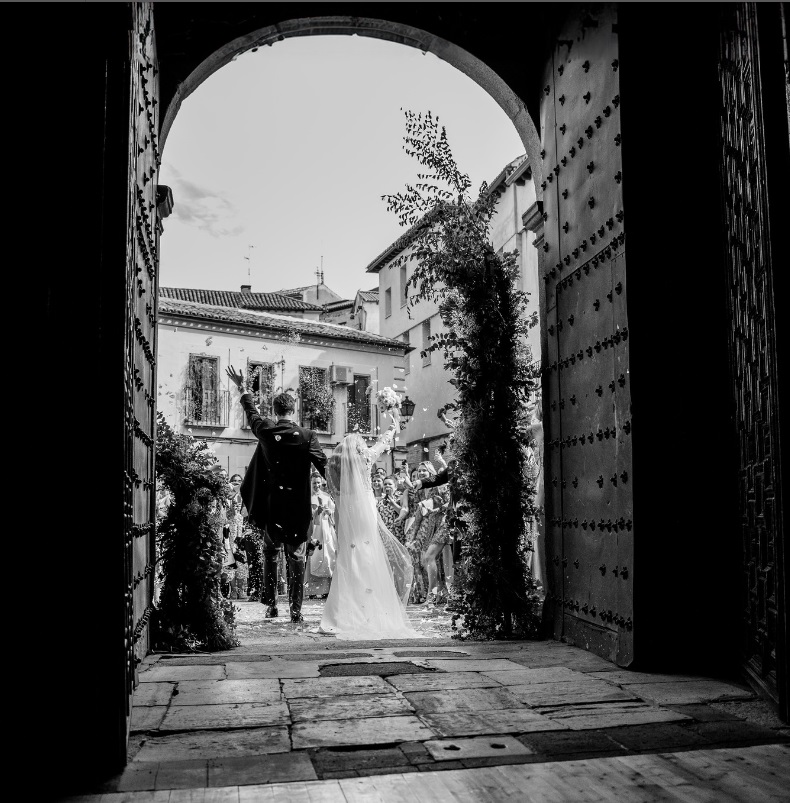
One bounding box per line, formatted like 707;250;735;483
159;34;525;301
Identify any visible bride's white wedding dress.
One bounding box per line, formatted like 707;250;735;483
320;425;419;640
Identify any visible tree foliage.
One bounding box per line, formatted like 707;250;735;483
383;110;542;639
154;413;239;651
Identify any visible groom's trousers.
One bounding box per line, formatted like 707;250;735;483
261;528;307;615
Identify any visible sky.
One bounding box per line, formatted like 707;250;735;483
159;34;525;301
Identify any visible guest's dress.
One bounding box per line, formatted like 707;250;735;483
377;493;406;544
304;491;336;597
406;487;446;603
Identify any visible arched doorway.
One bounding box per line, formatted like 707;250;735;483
30;3;787;793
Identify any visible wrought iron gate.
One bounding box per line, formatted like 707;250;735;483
123;1;159;737
540;4;632;664
718;3;786;716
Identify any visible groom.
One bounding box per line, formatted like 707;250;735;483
226;366;327;623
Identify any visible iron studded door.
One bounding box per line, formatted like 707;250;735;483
123;1;160;737
718;3;787;718
540;4;632;664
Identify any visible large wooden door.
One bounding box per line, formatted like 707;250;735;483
123;0;160;736
540;4;632;665
717;2;787;719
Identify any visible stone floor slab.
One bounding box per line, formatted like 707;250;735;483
289;692;413;723
172;679;281;706
319;661;434;677
208;752;317;787
134;683;176;707
664;703;743;722
133;727;291;762
422;659;526;672
386;671;500;693
587;670;711;685
283;675;392;698
518;728;626;756
311;746;411;774
159;702;290;731
507;650;616;671
604;722;711;751
507;679;638;707
421;709;567;737
138;664;225;683
536;701;691;730
225;661;320;679
404;686;527;714
131;706;168;733
424;735;534;761
154;759;209;791
292;714;436;749
481;667;585;686
623;680;753;705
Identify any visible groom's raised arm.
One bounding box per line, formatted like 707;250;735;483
239;391;275;439
309;430;327;478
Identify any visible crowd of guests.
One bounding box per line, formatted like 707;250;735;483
153;392;544;608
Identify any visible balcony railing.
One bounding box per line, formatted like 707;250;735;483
345;402;376;435
183;388;230;428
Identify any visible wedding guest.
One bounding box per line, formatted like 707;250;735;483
304;474;336;598
230;549;248;599
407;461;444;603
220;522;236;598
238;523;264;601
420;447;454;603
526;393;545;588
372;474;385;500
377;475;408;544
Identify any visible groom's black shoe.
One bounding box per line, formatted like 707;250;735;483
264;605;278;618
290;612;304;623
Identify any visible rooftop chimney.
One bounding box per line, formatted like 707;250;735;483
241;284;251;293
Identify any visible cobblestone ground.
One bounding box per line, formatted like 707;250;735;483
234;594;455;650
62;606;790;801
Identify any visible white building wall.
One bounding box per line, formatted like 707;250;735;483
157;320;407;476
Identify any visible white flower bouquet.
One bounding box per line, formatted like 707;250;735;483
375;386;401;413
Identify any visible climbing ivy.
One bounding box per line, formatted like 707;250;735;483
153;413;239;651
383;110;542;639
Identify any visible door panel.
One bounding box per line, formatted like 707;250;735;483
123;1;159;739
540;4;631;664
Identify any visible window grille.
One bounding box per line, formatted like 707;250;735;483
185;355;224;426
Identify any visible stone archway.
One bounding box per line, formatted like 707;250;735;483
158;16;544;202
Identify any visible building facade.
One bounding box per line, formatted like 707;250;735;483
157;297;410;476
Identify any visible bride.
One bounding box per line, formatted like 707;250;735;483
320;407;419;640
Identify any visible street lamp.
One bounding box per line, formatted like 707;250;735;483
399;395;416;430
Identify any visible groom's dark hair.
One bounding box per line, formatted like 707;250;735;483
273;392;296;416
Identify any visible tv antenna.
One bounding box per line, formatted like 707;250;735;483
243;245;254;279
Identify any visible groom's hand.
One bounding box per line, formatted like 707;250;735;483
226;365;244;389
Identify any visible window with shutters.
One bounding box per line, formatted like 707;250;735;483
298;366;333;432
402;330;410;376
385;287;392;318
347;374;372;433
422;319;432;366
400;265;408;307
186;354;222;425
246;361;275;422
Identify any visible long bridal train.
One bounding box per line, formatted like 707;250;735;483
320;422;419;640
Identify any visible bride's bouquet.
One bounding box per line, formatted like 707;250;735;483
375;386;401;414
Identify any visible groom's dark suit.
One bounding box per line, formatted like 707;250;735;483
239;392;327;617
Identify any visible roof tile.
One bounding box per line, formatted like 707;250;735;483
160;287;322;311
158;297;406;350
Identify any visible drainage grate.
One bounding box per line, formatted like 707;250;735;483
319;661;438;677
392;651;469;658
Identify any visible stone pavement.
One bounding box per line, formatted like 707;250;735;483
60;598;790;801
